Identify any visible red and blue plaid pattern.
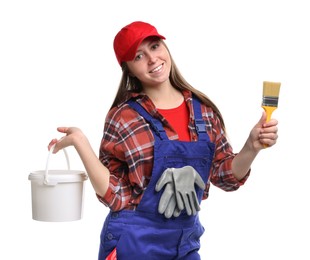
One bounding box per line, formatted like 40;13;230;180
97;90;249;211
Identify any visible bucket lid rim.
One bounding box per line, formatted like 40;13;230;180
28;170;88;183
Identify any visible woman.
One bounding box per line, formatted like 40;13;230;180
48;21;278;259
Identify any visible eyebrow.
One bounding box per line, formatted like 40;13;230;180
136;38;160;53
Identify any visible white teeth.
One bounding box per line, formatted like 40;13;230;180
151;64;162;73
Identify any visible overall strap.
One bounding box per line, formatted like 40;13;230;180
127;96;210;142
192;95;211;142
127;99;168;140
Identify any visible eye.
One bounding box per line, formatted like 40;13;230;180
134;53;143;61
151;42;160;50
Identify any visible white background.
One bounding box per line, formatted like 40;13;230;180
1;0;309;259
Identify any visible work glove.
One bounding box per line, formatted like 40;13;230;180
172;166;205;216
155;166;205;218
155;169;182;218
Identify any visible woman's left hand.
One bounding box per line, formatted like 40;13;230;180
248;111;278;151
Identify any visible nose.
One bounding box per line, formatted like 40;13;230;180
147;52;157;64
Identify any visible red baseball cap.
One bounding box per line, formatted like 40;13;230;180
113;21;166;66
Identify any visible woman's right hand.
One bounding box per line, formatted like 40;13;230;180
48;127;85;153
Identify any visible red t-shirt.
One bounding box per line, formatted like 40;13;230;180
157;101;190;141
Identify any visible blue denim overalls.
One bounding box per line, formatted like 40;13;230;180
99;96;215;260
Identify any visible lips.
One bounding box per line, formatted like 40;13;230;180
149;64;163;73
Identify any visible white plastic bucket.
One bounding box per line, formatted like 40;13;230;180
28;145;88;222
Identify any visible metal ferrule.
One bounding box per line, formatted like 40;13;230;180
262;96;278;106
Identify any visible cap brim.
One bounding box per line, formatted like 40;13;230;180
123;34;166;63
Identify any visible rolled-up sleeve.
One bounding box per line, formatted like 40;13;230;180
96;103;155;211
207;110;250;193
96;106;133;211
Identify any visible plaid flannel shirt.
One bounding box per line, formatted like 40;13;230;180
97;90;249;211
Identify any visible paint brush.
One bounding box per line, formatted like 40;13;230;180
262;81;281;122
262;81;281;147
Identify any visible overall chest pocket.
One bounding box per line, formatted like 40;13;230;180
163;155;212;183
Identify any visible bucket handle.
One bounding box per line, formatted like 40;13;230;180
44;144;70;186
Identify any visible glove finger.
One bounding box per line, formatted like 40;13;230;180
192;191;201;213
194;172;206;190
158;183;174;214
173;206;182;218
175;191;184;211
164;195;177;219
182;193;192;216
155;168;173;192
188;191;197;215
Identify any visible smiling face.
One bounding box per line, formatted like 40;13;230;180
126;37;171;90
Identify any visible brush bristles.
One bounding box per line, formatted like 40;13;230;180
262;81;281;107
263;81;281;97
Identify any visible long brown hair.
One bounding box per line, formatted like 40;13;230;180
110;40;226;131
